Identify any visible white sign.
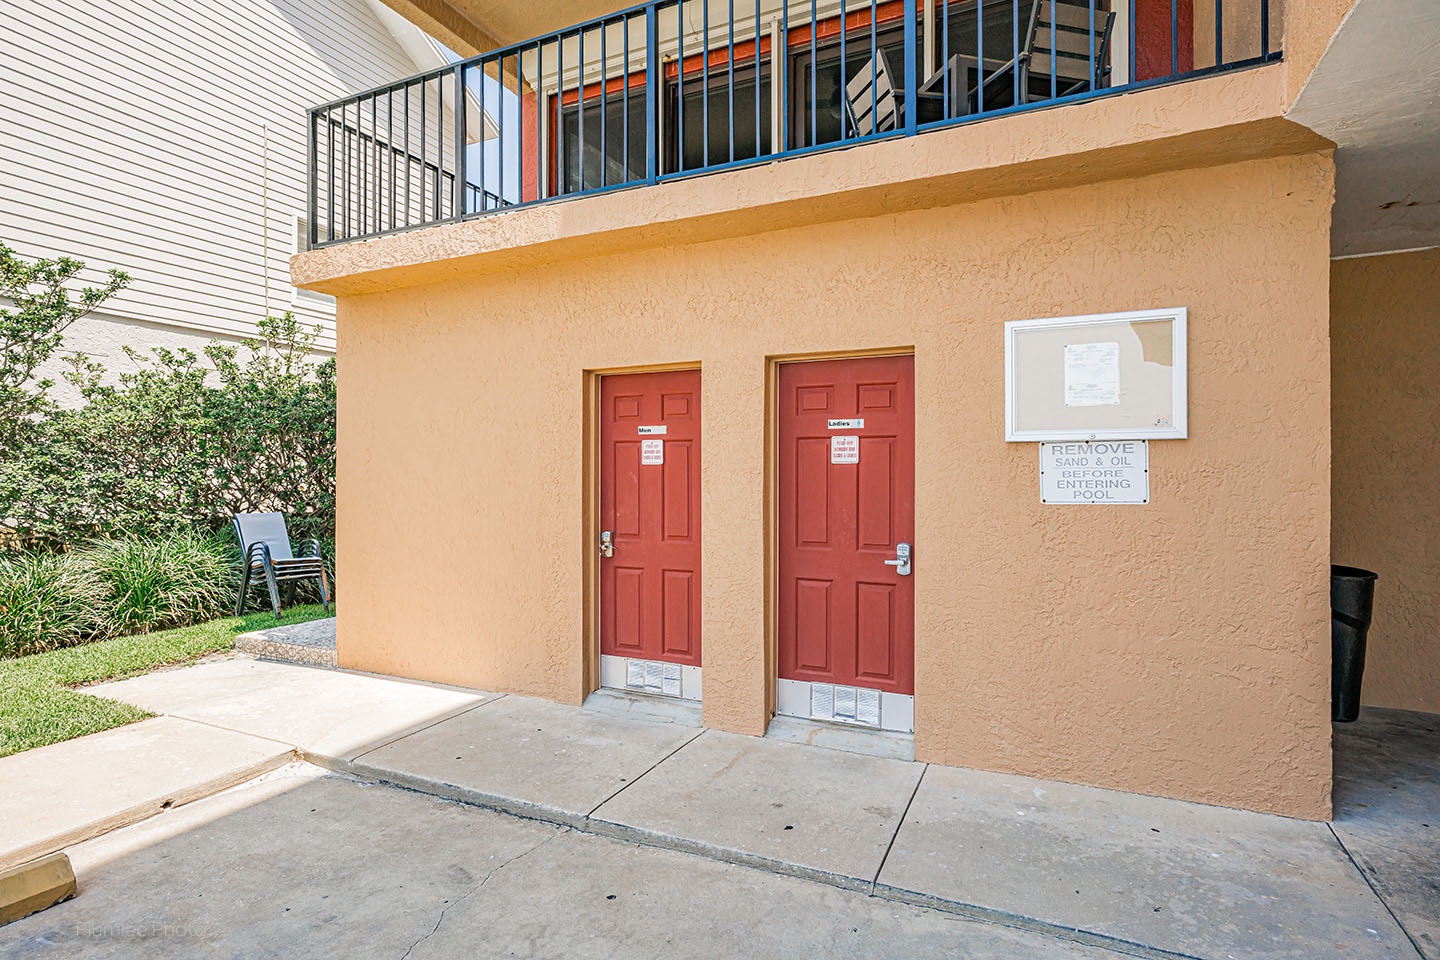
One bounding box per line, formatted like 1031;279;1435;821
1063;341;1121;407
637;425;667;435
830;435;859;464
1040;440;1148;504
828;418;864;430
641;439;664;465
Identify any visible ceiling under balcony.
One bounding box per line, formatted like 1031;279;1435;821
379;0;622;55
1288;0;1440;257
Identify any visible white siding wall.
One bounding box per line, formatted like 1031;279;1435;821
39;310;261;408
0;0;433;354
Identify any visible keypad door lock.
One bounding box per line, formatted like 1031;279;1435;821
883;542;912;576
599;530;614;558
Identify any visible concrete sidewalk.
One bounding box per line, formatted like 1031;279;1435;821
6;656;1435;960
0;716;291;874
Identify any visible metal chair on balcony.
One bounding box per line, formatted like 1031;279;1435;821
234;512;330;619
968;0;1115;113
844;51;905;136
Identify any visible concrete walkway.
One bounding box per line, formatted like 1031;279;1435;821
3;657;1435;960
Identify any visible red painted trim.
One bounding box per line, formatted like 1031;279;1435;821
1134;0;1194;81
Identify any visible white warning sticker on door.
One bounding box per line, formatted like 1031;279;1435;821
830;435;859;464
641;438;664;465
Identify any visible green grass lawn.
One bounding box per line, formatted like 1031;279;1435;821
0;604;333;758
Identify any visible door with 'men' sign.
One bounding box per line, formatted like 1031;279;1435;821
598;370;702;700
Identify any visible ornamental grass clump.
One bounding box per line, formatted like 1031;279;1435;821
82;531;234;635
0;551;108;657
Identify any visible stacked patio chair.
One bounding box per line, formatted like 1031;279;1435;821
233;512;330;619
844;50;904;136
970;0;1116;113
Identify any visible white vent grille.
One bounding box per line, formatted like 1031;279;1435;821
778;679;910;732
602;655;702;702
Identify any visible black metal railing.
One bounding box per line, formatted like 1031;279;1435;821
308;0;1276;247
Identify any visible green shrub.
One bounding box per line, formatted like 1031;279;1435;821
0;242;130;463
0;552;108;657
82;531;234;635
0;311;335;546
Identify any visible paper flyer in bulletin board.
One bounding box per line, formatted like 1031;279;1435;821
1004;308;1187;441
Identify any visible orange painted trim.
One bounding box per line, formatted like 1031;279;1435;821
665;38;768;80
663;0;910;80
522;89;540;202
787;1;908;48
560;74;647;107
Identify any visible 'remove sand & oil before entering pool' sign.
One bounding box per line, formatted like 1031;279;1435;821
1039;440;1149;504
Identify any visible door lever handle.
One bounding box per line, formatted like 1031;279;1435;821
599;530;614;558
883;542;912;576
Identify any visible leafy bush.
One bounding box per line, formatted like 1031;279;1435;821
1;311;336;545
204;315;336;543
0;242;129;461
0;552;108;658
81;531;235;635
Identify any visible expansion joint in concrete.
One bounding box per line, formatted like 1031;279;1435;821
350;695;508;765
583;728;709;817
871;762;928;892
1326;822;1428;960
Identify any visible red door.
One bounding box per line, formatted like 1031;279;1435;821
778;356;914;695
600;370;702;666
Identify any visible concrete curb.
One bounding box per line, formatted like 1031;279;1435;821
234;631;337;668
0;749;295;874
0;853;76;927
320;752;1199;960
315;753;593;832
871;883;1205;960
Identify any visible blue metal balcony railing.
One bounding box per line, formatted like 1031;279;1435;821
307;0;1277;247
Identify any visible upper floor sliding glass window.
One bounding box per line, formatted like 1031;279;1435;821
668;60;772;172
559;85;649;194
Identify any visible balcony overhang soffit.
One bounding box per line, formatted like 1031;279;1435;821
1288;0;1440;257
379;0;623;53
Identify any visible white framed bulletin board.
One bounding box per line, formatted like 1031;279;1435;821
1005;307;1187;441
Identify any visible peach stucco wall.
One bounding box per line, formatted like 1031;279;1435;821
333;151;1335;818
1332;249;1440;716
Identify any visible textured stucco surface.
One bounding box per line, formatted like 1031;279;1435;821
294;66;1330;299
1332;249;1440;715
1281;0;1359;105
332;151;1334;818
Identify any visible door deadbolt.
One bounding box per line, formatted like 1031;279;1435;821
883;542;912;576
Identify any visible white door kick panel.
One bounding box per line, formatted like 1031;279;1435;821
776;679;914;733
600;654;701;701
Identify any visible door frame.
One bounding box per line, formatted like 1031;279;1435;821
764;346;916;728
583;361;703;701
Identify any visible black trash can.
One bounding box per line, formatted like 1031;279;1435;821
1331;565;1378;723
